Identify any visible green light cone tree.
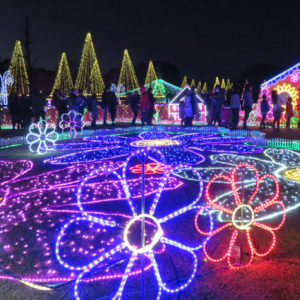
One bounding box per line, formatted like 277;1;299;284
202;82;208;93
8;40;30;95
51;52;73;97
190;79;196;87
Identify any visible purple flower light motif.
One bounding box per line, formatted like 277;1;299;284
59;110;85;138
56;149;213;300
26;120;58;154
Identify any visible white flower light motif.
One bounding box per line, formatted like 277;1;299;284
59;110;85;138
26;120;58;154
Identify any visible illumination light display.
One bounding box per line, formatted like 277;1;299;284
0;126;299;299
59;110;85;138
90;59;105;97
144;60;157;85
0;70;14;106
8;40;30;95
181;76;188;88
117;49;139;94
55;149;213;299
50;52;73;97
26;120;58;154
260;62;300;124
196;163;286;269
75;33;102;95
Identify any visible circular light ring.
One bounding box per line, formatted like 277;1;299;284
130;139;181;147
123;214;163;254
232;204;254;230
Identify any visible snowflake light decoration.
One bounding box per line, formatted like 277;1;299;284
195;163;286;269
0;70;14;106
56;149;213;300
26;120;58;154
59;110;85;138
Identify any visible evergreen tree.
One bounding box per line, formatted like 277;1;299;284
51;52;73;96
181;76;188;88
118;49;139;93
8;40;30;95
75;32;100;95
90;60;105;97
144;60;157;85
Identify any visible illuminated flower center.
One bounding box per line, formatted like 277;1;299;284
232;204;254;230
123;214;163;253
131;139;181;147
40;134;46;141
283;167;300;181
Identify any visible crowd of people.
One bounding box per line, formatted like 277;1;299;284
1;83;296;132
5;90;46;130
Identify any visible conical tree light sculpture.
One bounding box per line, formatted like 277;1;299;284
181;76;188;88
90;60;105;98
117;49;139;95
213;76;220;89
202;82;208;93
190;79;196;87
8;41;30;95
51;52;73;97
75;32;102;95
144;60;158;86
197;81;202;92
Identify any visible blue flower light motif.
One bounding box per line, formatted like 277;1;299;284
26;120;58;154
59;110;85;138
55;149;213;300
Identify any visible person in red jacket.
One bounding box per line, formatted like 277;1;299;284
140;86;150;126
286;97;294;129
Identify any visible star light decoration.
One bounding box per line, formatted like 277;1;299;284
55;149;213;300
59;110;85;138
195;163;286;269
26;120;58;154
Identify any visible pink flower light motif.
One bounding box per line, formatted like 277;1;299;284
56;149;213;300
59;110;85;138
196;163;286;269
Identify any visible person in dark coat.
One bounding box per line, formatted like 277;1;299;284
8;93;18;129
147;88;155;125
31;89;46;123
212;85;224;126
101;88;110;126
128;91;140;126
89;93;99;129
140;86;150;126
20;94;33;129
53;90;68;130
68;89;80;112
78;89;87;114
108;90;118;126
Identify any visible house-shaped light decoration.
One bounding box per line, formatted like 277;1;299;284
168;85;205;122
